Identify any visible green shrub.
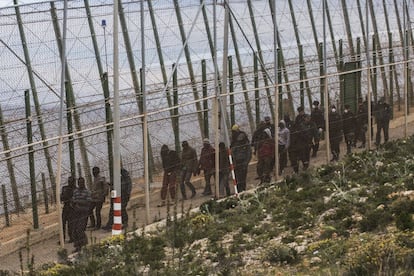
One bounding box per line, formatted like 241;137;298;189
263;244;298;264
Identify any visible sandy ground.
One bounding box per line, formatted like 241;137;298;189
1;114;413;272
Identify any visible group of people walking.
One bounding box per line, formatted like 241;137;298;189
61;166;132;253
157;97;391;201
250;97;391;180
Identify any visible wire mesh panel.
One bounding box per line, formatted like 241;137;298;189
0;0;412;229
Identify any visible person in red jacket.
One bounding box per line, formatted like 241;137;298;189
257;128;275;184
197;138;215;196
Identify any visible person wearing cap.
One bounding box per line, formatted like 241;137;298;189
310;100;325;157
374;97;391;146
329;105;343;161
180;141;197;200
230;124;252;192
342;104;355;154
197;138;215;196
257;128;275;183
295;106;306;124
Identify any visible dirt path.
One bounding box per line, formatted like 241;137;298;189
1;116;414;272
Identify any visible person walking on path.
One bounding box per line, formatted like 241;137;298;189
329;105;343;161
159;144;180;207
257;128;275;183
60;175;76;243
342;104;356;154
89;166;107;230
354;98;368;148
102;167;132;230
374;97;391;146
197;138;215;196
289;114;317;173
251;121;267;156
231;124;252;192
310;100;324;157
218;142;231;198
72;177;91;253
278;120;290;175
180;140;197;200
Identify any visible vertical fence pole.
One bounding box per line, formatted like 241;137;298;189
173;64;180;153
65;82;76;177
254;53;260;125
14;0;56;202
228;56;235;126
341;0;355;59
367;0;389;99
299;45;305;108
25;90;39;229
83;0;114;184
2;184;10;227
247;0;273;118
372;35;378;103
173;0;205;137
202;59;209;138
319;43;324;107
51;2;92;188
0;104;21;212
288;0;312;106
41;173;49;214
228;14;255;133
268;0;294;115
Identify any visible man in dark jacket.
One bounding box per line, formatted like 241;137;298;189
72;177;91;252
288;119;309;173
342;104;356;154
231;124;252;192
310;100;325;157
354;98;368;148
218;142;231;197
89;166;107;230
303;114;319;164
251;121;267;156
60;175;76;243
374;97;391;146
197;138;215;196
102;167;132;230
120;168;132;228
159;144;180;206
180;140;197;200
329;105;343;161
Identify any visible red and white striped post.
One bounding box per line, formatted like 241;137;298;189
227;148;238;196
111;190;122;235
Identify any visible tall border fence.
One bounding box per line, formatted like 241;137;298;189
0;0;413;227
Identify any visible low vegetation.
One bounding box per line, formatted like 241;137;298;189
8;136;414;275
